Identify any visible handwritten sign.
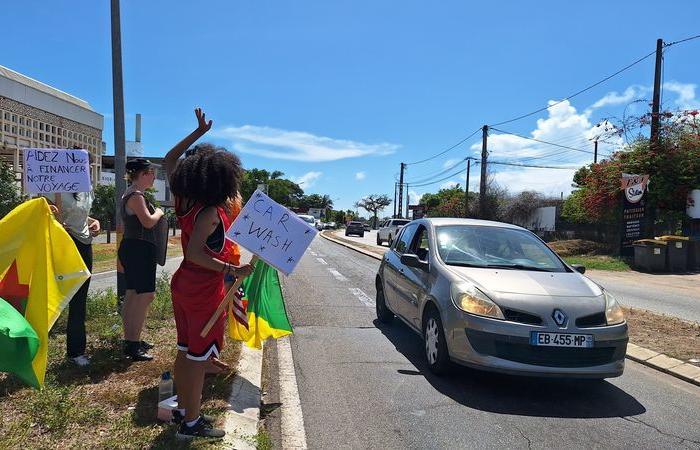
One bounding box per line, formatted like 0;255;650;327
226;190;317;275
23;148;91;194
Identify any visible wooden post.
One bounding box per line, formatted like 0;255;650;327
200;255;259;338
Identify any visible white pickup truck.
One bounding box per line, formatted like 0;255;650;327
376;219;411;246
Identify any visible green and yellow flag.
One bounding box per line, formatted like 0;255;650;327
229;260;292;349
0;198;90;387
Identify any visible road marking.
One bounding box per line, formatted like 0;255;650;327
327;268;348;282
278;337;308;449
348;287;374;307
310;251;318;256
316;257;327;265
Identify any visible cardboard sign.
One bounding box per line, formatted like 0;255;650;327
23;149;91;194
226;190;317;275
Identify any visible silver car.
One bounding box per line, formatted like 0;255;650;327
375;218;628;378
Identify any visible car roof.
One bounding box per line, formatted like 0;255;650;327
412;217;526;230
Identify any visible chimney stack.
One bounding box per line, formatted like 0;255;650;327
135;113;142;143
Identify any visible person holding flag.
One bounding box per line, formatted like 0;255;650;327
164;108;253;441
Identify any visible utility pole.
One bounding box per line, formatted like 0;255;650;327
479;125;488;219
405;185;410;219
393;182;397;218
464;158;471;217
398;163;405;218
111;0;127;302
650;38;663;148
593;139;598;164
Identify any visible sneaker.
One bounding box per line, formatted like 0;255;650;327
172;410;215;425
140;340;155;350
69;355;90;367
175;416;225;440
123;340;153;361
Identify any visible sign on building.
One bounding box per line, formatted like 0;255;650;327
620;173;650;256
226;190;318;275
23;148;91;194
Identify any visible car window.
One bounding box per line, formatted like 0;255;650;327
394;223;418;254
410;225;430;261
435;225;567;272
392;219;410;227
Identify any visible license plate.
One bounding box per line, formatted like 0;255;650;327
530;332;594;348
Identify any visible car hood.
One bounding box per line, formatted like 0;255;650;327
447;266;602;298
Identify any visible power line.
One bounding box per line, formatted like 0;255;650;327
406;163;479;188
490;127;611;156
488;49;657;127
664;33;700;47
488;160;578;170
405;127;481;165
405;157;467;184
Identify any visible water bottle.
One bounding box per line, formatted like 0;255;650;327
157;371;175;422
158;371;173;401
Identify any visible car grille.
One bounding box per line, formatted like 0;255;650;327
576;311;607;328
502;308;543;325
466;330;626;368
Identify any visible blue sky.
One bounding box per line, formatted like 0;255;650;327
2;1;699;213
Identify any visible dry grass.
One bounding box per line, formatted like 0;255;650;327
92;237;184;274
625;306;700;362
547;239;612;257
0;274;241;450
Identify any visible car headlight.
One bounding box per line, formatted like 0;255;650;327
604;290;625;325
450;282;504;320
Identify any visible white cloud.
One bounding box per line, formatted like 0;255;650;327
355;171;366;181
590;85;649;109
663;81;700;109
212;125;399;162
440;181;460;190
409;190;422;205
292;171;322;188
442;158;460;169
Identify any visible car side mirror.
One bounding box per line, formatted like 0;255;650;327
401;253;429;271
571;264;586;274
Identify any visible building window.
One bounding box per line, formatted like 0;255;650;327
33;120;38;128
40;133;44;140
3;124;8;132
51;136;56;144
3;112;8;120
33;131;37;139
19;118;24;125
39;123;44;131
12;126;17;133
11;115;17;122
68;131;72;138
19;128;24;136
51;126;55;133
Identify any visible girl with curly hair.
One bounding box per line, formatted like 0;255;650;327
164;108;253;440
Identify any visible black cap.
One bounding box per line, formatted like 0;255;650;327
126;158;155;173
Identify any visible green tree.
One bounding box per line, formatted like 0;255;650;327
91;184;115;228
0;161;26;220
241;168;304;206
355;194;392;229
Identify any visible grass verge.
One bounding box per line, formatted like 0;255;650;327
625;306;700;362
0;272;240;450
92;237;184;274
563;255;631;272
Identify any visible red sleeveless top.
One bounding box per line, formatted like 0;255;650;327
171;201;235;304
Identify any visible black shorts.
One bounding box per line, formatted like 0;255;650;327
118;239;157;294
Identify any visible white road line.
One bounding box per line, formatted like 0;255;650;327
310;251;318;256
316;257;328;265
278;337;308;449
348;287;374;307
327;268;348;282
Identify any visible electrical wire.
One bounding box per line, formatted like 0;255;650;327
406;163;479;188
490;127;611;156
405;157;468;184
488;160;578;170
488;49;657;127
664;33;700;47
405;128;481;165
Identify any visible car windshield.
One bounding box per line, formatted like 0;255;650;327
349;222;362;226
393;220;410;226
435;225;567;272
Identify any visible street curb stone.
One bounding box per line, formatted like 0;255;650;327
322;231;700;388
223;343;264;450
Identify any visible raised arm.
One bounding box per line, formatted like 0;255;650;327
163;108;213;181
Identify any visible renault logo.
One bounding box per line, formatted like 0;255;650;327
552;309;568;327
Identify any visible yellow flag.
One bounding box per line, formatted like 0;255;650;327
0;198;89;387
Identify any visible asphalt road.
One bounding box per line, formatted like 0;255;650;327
341;230;700;323
273;235;700;449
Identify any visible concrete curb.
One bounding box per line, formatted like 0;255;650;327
321;231;700;388
223;343;264;450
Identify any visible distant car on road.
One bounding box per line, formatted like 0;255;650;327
363;223;371;232
375;218;628;378
298;214;316;227
345;221;365;237
325;221;337;230
377;219;410;246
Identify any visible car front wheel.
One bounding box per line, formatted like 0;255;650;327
376;234;382;245
376;284;393;324
424;308;450;375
